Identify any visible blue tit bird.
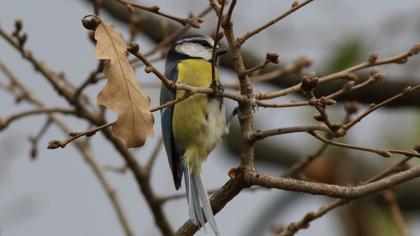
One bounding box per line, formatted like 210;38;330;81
160;35;228;235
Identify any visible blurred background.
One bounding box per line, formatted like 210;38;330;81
1;0;420;235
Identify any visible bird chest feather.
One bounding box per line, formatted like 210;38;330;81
172;59;227;173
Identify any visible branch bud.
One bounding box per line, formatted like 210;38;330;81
144;66;153;73
81;16;100;31
331;124;341;131
402;86;413;96
266;53;279;64
127;42;139;53
14;19;23;35
344;101;359;114
47;140;62;149
367;53;378;63
300;74;318;92
342;81;355;92
313;113;323;121
150;5;160;12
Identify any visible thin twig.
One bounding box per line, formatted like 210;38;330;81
257;43;420;100
114;0;203;28
28;117;53;159
92;0;102;15
252;125;330;141
309;131;420;158
383;190;409;236
278;157;413;236
282;142;329;178
210;0;226;88
341;84;420;133
236;0;315;46
223;0;237;26
0;108;76;131
47;122;115;149
253;71;380;109
73;61;103;102
47;92;195;149
250;57;312;83
139;6;212;59
145;137;163;176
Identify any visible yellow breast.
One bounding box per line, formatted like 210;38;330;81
172;59;221;173
176;59;217;87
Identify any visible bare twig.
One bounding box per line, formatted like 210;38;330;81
0;108;76;131
81;143;135;236
278;157;413;236
47;122;114;149
236;0;315;46
281;142;329;178
252;125;330;141
250;161;420;199
144;137;163;176
257;43;420;100
0;25;77;103
223;0;237;26
309;131;420;158
73;61;103;102
139;6;212;58
383;190;409;236
240;53;279;77
92;0;102;15
114;0;203;28
210;0;225;88
341;84;420;133
28;118;52;159
250;57;312;83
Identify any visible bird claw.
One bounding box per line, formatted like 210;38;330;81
211;82;224;97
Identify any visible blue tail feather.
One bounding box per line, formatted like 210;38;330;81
184;167;219;235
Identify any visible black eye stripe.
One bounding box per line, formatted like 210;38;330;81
175;38;213;48
196;40;213;48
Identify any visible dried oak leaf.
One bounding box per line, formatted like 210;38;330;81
94;21;153;148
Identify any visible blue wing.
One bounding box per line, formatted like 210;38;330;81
160;66;183;189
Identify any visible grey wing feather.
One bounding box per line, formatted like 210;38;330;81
160;66;183;189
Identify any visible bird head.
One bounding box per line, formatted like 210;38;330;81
169;35;227;61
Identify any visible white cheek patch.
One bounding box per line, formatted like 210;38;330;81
175;42;213;60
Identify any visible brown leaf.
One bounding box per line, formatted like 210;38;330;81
94;20;153;148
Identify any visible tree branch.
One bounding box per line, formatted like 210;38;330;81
97;0;420;107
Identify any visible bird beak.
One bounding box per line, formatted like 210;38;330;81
216;47;228;56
